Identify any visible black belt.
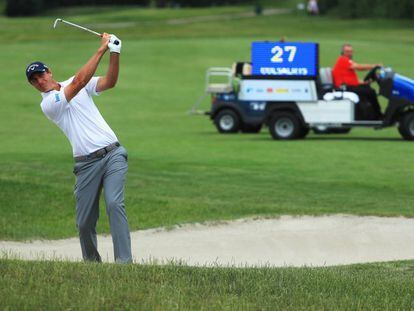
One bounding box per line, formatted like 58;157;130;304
74;142;120;162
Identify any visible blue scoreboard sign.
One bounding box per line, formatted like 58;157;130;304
251;42;318;77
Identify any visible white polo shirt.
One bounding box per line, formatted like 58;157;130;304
40;76;118;157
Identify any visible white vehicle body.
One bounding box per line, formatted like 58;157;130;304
238;78;362;126
297;100;354;124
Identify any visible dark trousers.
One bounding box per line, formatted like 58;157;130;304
347;85;382;119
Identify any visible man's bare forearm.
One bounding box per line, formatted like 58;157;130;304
105;53;119;88
64;33;110;102
64;47;106;102
353;63;378;71
73;47;107;88
95;52;120;92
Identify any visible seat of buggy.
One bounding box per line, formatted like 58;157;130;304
319;67;334;92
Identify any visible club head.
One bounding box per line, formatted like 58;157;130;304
53;18;62;29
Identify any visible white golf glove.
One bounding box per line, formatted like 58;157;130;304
108;34;121;54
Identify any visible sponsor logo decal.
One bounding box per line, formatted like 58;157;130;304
250;102;266;111
266;88;273;93
259;67;309;76
28;64;39;72
275;88;289;93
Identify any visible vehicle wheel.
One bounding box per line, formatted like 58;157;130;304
241;124;262;133
398;111;414;140
214;109;240;133
268;111;304;140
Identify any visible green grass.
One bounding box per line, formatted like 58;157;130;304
1;6;414;310
1;258;414;309
1;7;414;240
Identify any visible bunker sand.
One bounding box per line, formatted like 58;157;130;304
2;215;414;267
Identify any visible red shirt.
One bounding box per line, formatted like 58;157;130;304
332;56;360;87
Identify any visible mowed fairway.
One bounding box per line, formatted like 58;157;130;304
1;7;414;240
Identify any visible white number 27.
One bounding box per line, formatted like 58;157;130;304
271;45;297;63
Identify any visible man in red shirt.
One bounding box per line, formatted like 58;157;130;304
332;44;382;119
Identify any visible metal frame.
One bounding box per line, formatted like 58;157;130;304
205;67;233;93
189;67;234;115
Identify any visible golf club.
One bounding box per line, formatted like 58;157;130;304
53;18;119;45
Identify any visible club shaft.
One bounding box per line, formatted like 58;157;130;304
60;19;101;37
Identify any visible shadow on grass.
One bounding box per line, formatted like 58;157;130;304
305;136;403;142
245;136;404;142
195;131;404;142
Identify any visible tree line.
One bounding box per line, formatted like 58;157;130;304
5;0;414;18
5;0;254;17
319;0;414;19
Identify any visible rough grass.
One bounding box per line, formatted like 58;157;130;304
1;7;414;240
1;258;414;310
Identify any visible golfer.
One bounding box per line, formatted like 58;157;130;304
26;33;132;263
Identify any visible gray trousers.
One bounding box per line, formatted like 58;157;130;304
73;145;132;263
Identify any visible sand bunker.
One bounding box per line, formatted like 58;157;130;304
2;215;414;267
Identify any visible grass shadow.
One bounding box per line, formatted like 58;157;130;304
305;136;403;142
244;135;404;142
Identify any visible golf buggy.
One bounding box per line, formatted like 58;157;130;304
190;41;414;140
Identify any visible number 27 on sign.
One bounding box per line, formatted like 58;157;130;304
271;46;297;63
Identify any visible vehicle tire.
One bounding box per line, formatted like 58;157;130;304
268;111;304;140
398;111;414;140
241;124;262;133
214;109;240;133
